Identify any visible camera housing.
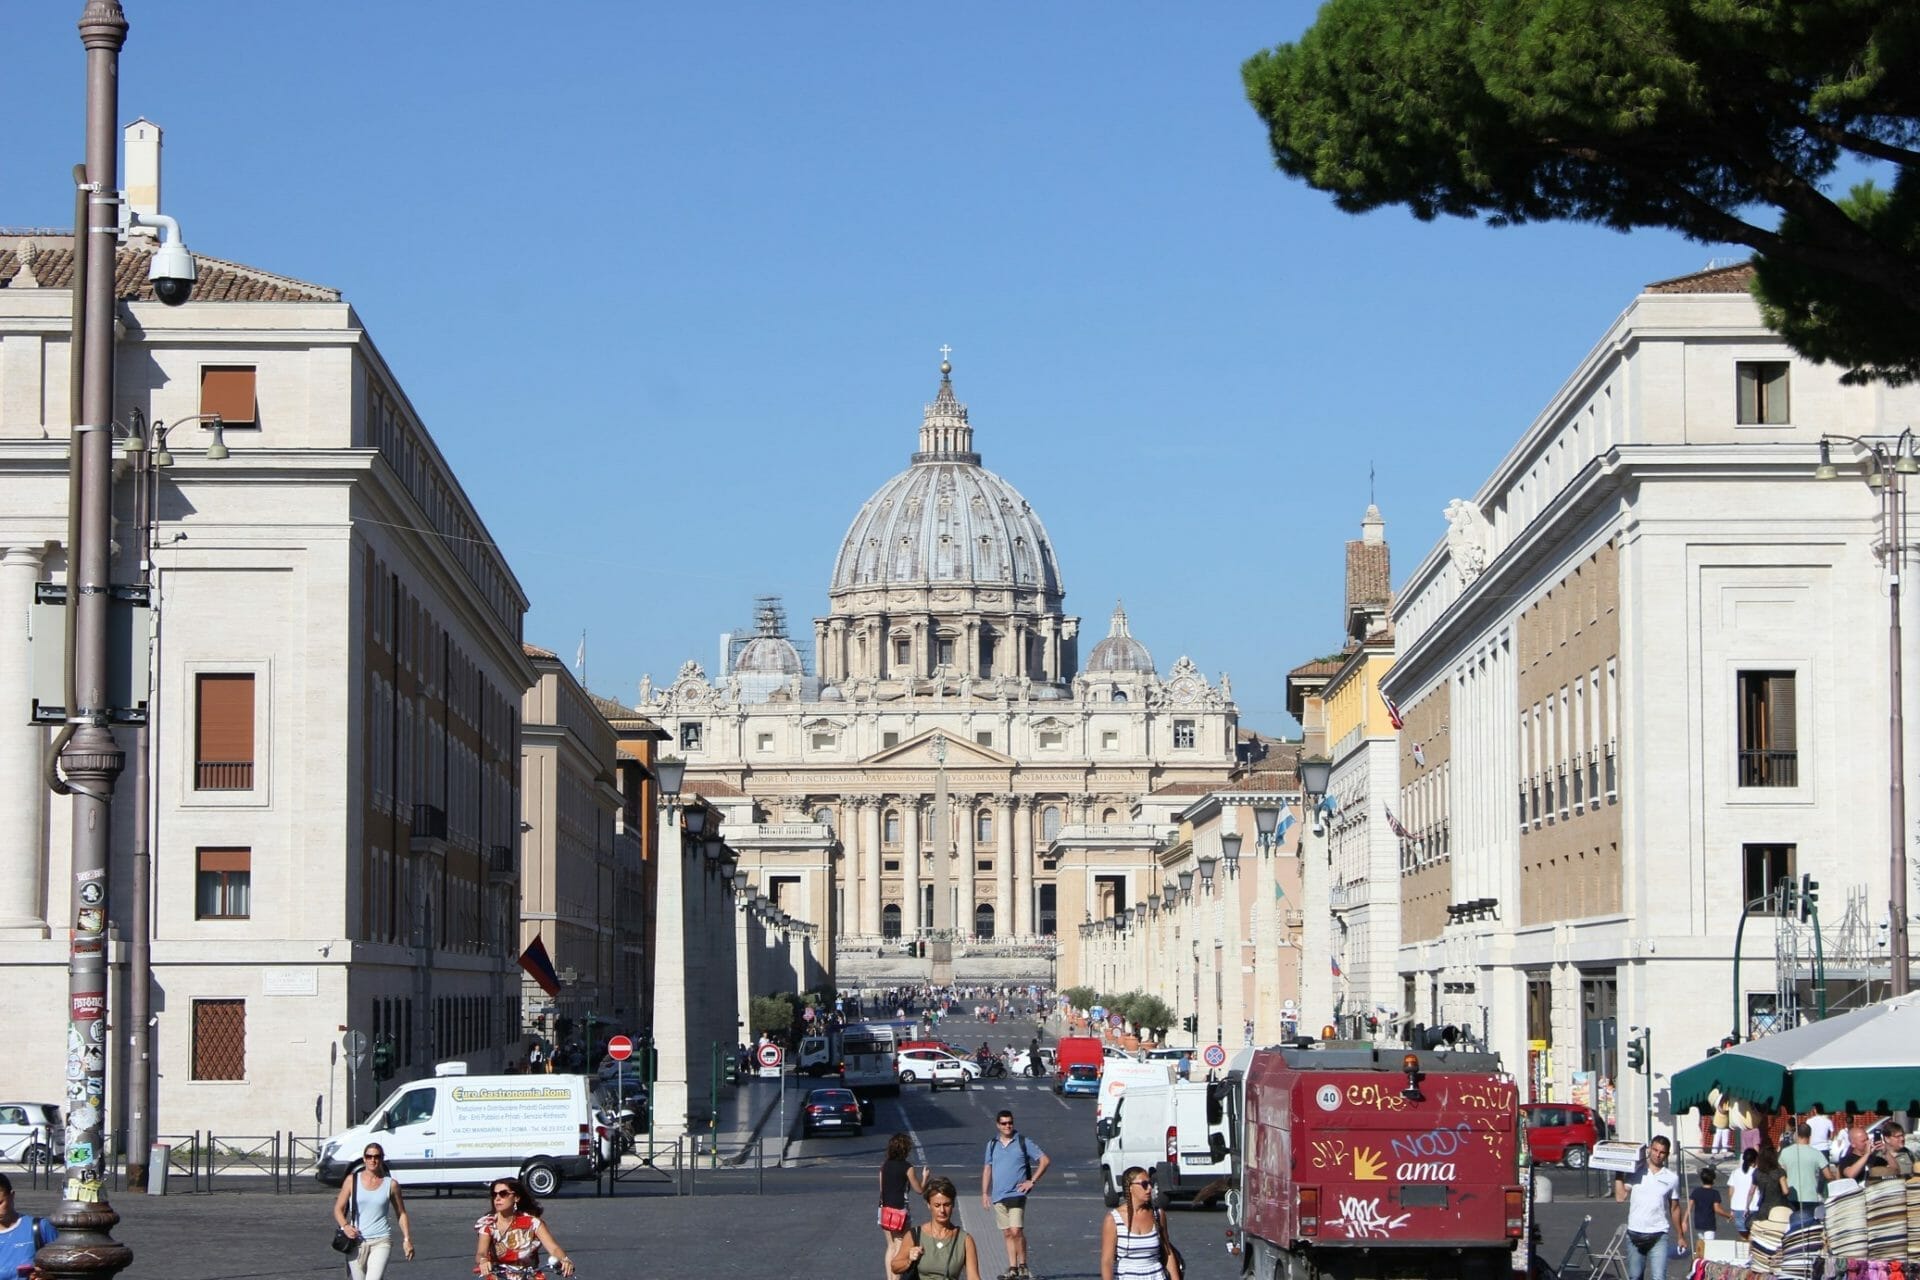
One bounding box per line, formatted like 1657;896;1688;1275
148;238;196;307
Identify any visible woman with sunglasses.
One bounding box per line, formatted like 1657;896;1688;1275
1101;1166;1180;1280
475;1177;576;1278
331;1144;414;1280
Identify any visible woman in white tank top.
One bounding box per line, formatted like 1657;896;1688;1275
1101;1166;1180;1280
333;1144;414;1280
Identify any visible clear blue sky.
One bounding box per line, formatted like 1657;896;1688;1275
7;3;1737;733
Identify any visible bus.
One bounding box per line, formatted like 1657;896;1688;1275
840;1021;904;1094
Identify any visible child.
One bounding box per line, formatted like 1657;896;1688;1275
1690;1165;1735;1257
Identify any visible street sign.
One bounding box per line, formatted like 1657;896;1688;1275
757;1043;783;1068
1202;1043;1227;1069
342;1030;367;1071
607;1035;634;1062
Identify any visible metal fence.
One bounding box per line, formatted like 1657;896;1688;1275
601;1134;768;1196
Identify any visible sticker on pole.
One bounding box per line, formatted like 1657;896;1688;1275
1202;1043;1227;1069
607;1035;634;1062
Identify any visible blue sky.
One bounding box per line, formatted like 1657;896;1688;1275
7;3;1737;732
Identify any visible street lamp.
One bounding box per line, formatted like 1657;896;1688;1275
1220;832;1243;876
1178;869;1195;901
1298;757;1333;809
652;755;687;799
1196;853;1218;893
1253;804;1281;851
1817;435;1914;995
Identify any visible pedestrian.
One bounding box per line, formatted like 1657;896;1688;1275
1177;1053;1191;1083
1612;1135;1684;1280
880;1132;930;1278
528;1042;545;1073
1840;1122;1913;1181
1101;1166;1181;1280
1779;1123;1834;1222
1804;1103;1835;1160
1726;1149;1759;1241
333;1143;414;1280
1752;1145;1792;1221
982;1109;1051;1280
1029;1037;1042;1079
0;1173;56;1278
1687;1166;1733;1258
475;1177;576;1279
893;1176;982;1280
1711;1096;1732;1157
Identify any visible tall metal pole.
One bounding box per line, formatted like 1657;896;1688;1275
1889;473;1912;995
125;434;153;1190
43;3;134;1277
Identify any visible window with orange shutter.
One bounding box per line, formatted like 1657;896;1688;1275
195;674;255;790
199;366;257;428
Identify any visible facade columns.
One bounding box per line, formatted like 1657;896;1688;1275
1014;797;1035;936
0;545;50;934
996;795;1015;937
859;796;883;935
902;797;922;936
954;793;976;936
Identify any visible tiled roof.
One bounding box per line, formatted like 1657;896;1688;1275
0;236;340;303
1151;763;1300;798
589;694;665;735
522;643;558;660
1645;262;1755;294
1345;540;1390;611
686;778;745;799
1288;656;1345;679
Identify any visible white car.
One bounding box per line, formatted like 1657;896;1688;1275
0;1103;64;1169
929;1057;972;1092
897;1048;981;1084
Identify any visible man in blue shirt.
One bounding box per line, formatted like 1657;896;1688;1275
981;1110;1051;1280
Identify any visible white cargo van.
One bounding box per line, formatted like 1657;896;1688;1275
1093;1058;1172;1149
316;1067;600;1196
1097;1079;1237;1206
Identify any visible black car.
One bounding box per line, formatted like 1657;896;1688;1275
802;1088;864;1138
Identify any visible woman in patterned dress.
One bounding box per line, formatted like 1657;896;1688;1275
1101;1166;1181;1280
474;1178;577;1279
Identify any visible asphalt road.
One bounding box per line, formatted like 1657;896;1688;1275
13;1015;1632;1280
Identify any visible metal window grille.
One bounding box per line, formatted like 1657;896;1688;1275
192;998;246;1080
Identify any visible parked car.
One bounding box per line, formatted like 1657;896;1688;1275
0;1103;62;1169
929;1057;971;1092
1520;1102;1606;1169
802;1088;864;1138
1059;1064;1101;1098
897;1048;981;1084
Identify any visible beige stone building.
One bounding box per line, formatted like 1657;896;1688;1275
639;362;1241;985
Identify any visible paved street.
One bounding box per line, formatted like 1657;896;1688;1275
11;1017;1634;1280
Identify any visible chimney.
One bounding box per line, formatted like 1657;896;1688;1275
124;118;162;237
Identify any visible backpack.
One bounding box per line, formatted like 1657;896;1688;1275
984;1134;1034;1180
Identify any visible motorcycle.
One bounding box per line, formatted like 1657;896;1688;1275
982;1059;1009;1079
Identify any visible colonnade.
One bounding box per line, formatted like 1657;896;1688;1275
841;792;1046;938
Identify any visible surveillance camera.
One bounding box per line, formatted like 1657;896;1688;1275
148;238;197;307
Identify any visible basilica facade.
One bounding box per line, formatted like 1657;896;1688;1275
638;362;1240;980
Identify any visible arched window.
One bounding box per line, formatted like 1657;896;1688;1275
1042;805;1061;840
1102;807;1118;823
974;903;995;940
814;807;833;830
884;810;901;844
1113;689;1128;703
976;809;993;842
881;904;902;939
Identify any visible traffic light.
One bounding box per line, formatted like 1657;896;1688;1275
1626;1033;1646;1074
372;1034;395;1081
1183;1014;1197;1036
1799;873;1819;923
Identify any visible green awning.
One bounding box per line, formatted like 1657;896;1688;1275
1669;994;1920;1114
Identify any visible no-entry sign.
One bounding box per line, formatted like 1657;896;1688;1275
607;1035;634;1061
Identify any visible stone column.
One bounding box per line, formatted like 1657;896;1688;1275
901;797;922;937
859;797;883;936
954;794;976;937
0;546;50;933
1014;798;1035;937
995;795;1015;939
650;803;693;1136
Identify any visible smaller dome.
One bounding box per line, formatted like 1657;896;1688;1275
1086;601;1155;675
735;634;803;675
819;684;845;702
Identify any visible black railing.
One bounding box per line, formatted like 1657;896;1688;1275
411;803;448;839
1738;749;1798;787
195;760;253;790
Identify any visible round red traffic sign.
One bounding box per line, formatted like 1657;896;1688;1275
1202;1043;1227;1068
757;1043;783;1068
607;1035;634;1061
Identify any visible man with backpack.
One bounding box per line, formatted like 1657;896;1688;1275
982;1110;1050;1280
0;1172;57;1277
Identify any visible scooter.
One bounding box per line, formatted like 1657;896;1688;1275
982;1058;1009;1079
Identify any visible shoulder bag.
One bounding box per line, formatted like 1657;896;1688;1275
330;1174;360;1254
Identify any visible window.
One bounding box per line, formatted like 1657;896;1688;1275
194;673;255;790
1101;730;1119;750
1042;805;1061;840
191;998;246;1080
1743;843;1796;911
976;810;993;842
882;731;900;749
814;807;833;829
1038;729;1063;749
388;1086;436;1128
1737;361;1790;425
1737;670;1798;786
199;365;258;429
893;637;911;666
195;848;251;919
884;810;901;844
974;903;995;939
1173;719;1196;749
881;903;902;938
976;859;992;872
679;722;703;751
1113;689;1128;703
936;635;955;667
756;732;774;752
975;731;992;748
1526;970;1553;1042
810;731;834;750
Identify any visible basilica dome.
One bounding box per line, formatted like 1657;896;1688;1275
828;366;1063;599
1085;602;1154;675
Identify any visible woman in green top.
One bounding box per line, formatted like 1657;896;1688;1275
892;1177;982;1280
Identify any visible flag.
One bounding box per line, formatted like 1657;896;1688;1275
1274;804;1297;842
1318;793;1338;819
1412;742;1425;768
1330;954;1343;978
1383;805;1412;839
575;630;587;683
1379;688;1405;730
519;935;562;998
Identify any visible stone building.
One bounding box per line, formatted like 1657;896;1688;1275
639;360;1241;985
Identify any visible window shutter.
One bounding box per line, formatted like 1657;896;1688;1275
196;674;255;764
200;366;257;426
1768;673;1797;751
197;848;251;873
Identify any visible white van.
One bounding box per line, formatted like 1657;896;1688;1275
1093;1058;1173;1152
1097;1079;1236;1205
316;1068;600;1196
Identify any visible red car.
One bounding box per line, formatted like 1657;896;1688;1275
1521;1102;1606;1169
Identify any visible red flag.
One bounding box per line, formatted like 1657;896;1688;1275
1380;688;1405;730
1383;805;1412;839
519;935;562;998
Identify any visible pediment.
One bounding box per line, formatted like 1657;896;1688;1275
863;729;1016;768
800;715;850;731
